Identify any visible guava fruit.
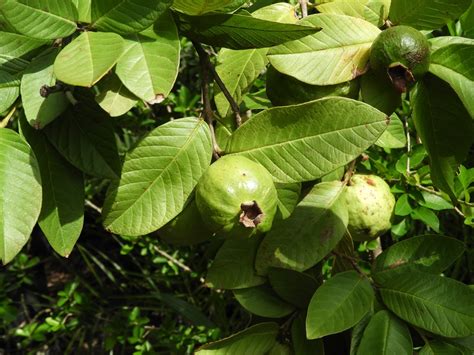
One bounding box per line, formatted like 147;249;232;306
266;65;359;106
344;174;395;242
159;199;213;246
195;155;278;237
369;25;430;93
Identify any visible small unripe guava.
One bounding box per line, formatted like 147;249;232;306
195;155;278;237
266;65;359;106
344;174;395;242
369;25;430;93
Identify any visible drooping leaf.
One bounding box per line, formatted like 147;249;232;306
20;48;69;129
206;236;265;290
0;0;78;40
268;14;380;85
255;182;348;275
116;11;180;103
102;117;212;236
227;97;389;183
19;115;83;257
0;128;42;264
361;70;401;116
268;268;318;307
429;43;474;118
306;271;374;339
412;74;473;199
195;322;279;354
274;182;301;220
379;270;474;338
356;310;412;355
0;71;19;114
172;0;237;15
233;284;295;318
292;313;325;355
95;73;138;117
388;0;471;30
54;32;124;87
375;114;406;149
176;12;320;50
91;0;171;34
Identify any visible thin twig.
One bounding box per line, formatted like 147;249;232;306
85;200;102;214
299;0;308;18
404;116;411;176
415;184;466;218
0;105;17;128
153;246;205;283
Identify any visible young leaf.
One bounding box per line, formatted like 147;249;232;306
19;115;84;258
102;117;212;236
172;0;237;16
268;268;319;307
233;284;295;318
20;48;69;129
115;11;180;103
91;0;171;34
0;71;19;114
95;72;138;117
356;310;412;355
195;322;279;354
206;236;265;290
306;271;374;339
227;97;389;183
375;114;406;149
379;270;474;338
54;32;124;87
0;0;78;40
255;181;348;275
268;14;380;85
0;129;42;264
176;12;320;50
291;313;325;355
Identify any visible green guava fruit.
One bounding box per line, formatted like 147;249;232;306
266;65;360;106
195;155;278;237
344;174;395;242
369;25;430;93
159;199;213;246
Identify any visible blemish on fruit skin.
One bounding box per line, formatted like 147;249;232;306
366;178;376;186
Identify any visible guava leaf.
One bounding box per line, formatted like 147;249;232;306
412;74;473;199
115;11;180;103
172;0;237;15
71;0;91;23
274;182;301;220
95;73;138;117
361;70;401;116
195;323;278;354
54;32;124;87
268;268;318;307
227;97;389;183
420;340;472;355
206;236;265;290
291;314;325;355
461;3;474;39
20;48;69;129
306;271;374;339
429;43;474;118
356;310;412;355
255;181;348;275
429;36;474;53
91;0;171;34
375;114;406;149
388;0;471;30
19;115;83;258
267;14;380;85
233;284;295;318
316;0;390;26
0;129;42;264
102;117;212;236
0;71;19;114
0;0;78;40
379;270;474;338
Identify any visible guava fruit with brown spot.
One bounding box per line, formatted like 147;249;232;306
369;25;430;93
344;174;395;241
195;155;278;238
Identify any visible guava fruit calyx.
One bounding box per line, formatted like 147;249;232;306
239;201;263;228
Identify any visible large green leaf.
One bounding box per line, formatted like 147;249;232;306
206;236;265;290
227;97;388;183
375;114;406;149
292;313;325;355
116;11;180;103
306;271;374;339
316;0;390;27
172;0;236;15
255;182;348;275
177;12;320;50
388;0;471;30
0;71;19;114
0;0;78;40
429;43;474;118
196;322;278;354
372;235;465;283
267;14;380;85
379;270;474;338
234;284;295;318
19;115;83;257
102;117;212;236
268;268;318;307
44;93;122;179
72;0;91;23
0;31;47;75
412;74;473;199
356;310;412;355
54;32;124;87
95;72;138;117
0;129;42;264
91;0;171;34
20;48;69;129
274;182;301;220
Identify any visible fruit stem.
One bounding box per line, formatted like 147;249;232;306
342;159;357;185
298;0;308;18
